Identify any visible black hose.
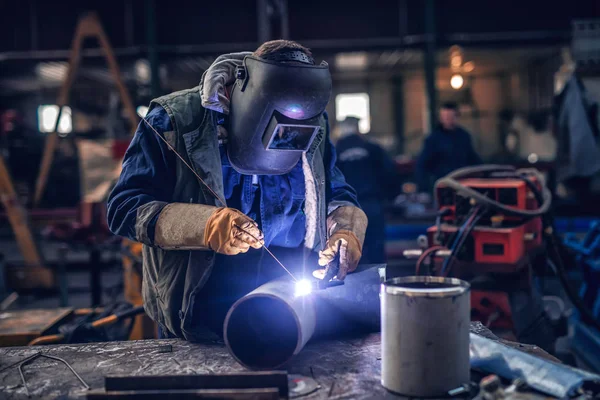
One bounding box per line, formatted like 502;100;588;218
446;164;516;180
490;172;545;207
437;165;552;219
435;177;552;218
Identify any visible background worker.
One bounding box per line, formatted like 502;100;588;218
335;116;400;264
416;102;482;192
107;40;368;340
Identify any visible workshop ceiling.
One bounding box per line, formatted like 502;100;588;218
0;46;559;99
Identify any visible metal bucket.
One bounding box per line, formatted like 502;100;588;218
381;276;470;397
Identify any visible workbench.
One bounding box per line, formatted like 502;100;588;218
0;323;555;400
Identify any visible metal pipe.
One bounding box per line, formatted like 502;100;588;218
224;265;383;370
381;276;470;397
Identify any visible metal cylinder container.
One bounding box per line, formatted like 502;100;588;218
224;265;383;369
381;276;470;397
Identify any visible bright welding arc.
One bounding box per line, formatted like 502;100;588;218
141;117;298;282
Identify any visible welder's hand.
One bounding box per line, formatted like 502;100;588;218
318;230;362;280
154;204;263;252
317;206;368;281
204;207;264;255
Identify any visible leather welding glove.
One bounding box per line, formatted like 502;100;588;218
154;204;263;255
318;206;368;280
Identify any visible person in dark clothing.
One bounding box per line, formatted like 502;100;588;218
416;102;482;192
335;117;399;264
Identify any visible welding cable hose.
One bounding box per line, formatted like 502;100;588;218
445;164;516;180
415;245;447;275
441;208;484;277
435;166;552;219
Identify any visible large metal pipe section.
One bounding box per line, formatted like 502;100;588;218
381;276;470;397
223;265;383;370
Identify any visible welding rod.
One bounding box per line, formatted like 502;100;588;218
234;224;297;282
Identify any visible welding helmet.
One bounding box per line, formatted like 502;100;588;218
227;52;332;175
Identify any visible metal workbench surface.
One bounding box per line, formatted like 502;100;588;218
0;325;550;400
2;333;385;400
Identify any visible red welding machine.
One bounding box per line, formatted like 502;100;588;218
411;166;551;334
430;174;543;269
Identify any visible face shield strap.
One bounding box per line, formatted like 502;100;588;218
262;110;321;151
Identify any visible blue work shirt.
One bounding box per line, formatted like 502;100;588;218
108;106;356;248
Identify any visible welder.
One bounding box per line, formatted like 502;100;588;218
107;40;368;340
335;116;400;263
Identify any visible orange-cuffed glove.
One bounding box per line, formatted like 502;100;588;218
318;230;363;280
317;206;368;280
154;204;262;255
204;207;264;255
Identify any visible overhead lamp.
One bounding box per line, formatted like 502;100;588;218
450;74;464;90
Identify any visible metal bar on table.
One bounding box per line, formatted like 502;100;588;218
105;372;289;399
88;388;279;400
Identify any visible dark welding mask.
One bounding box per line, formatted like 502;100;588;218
227;52;332;175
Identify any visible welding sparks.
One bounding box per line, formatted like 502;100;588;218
294;279;313;297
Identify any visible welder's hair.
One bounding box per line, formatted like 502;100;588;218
441;102;459;112
254;40;313;64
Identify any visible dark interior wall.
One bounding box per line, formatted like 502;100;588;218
0;0;258;53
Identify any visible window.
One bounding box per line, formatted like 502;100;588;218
38;105;72;135
335;93;370;134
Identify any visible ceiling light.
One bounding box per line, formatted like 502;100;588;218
334;52;368;70
463;61;475;73
450;74;464;90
